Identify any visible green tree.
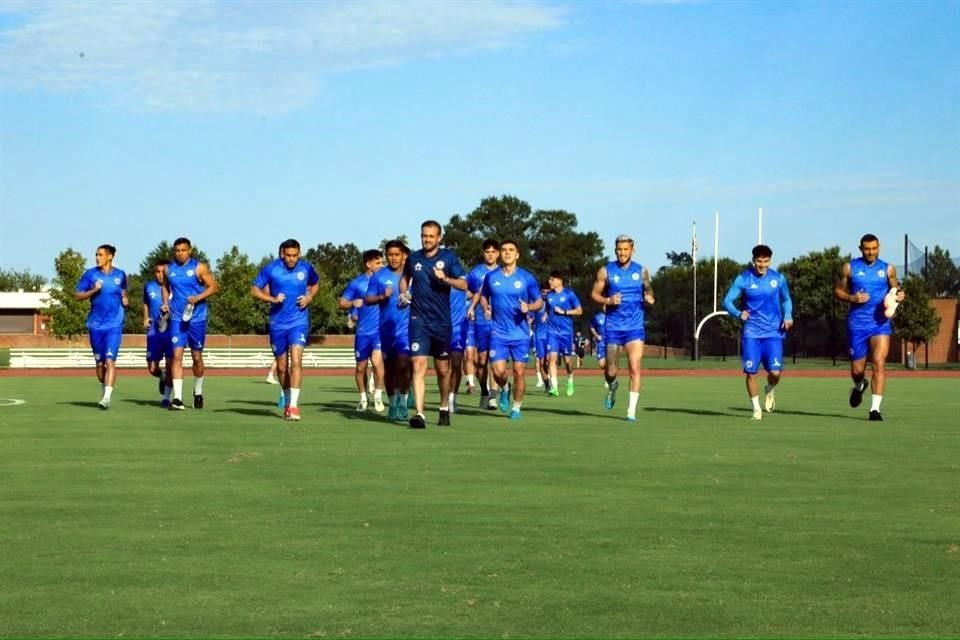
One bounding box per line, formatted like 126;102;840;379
46;249;89;339
779;246;849;362
920;245;960;298
207;246;267;335
894;274;941;368
123;273;146;334
304;242;363;334
0;268;46;291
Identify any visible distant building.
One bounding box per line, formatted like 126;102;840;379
0;291;52;335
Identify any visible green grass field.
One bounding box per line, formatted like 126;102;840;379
1;373;957;638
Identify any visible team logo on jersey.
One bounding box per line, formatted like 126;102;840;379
489;349;497;357
172;336;179;344
878;269;885;277
749;283;758;289
631;272;640;280
297;271;305;280
187;270;194;277
745;360;754;368
411;342;420;352
612;275;621;283
493;280;502;287
436;261;445;270
414;263;423;271
114;278;121;285
298;334;306;343
514;281;522;289
773;358;781;367
770;280;778;288
856;270;865;276
149;291;156;299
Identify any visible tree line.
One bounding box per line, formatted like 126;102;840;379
3;195;957;358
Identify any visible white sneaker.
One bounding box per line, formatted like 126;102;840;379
883;287;899;318
487;395;498;410
751;409;762;421
265;374;278;385
535;380;544;388
764;386;776;413
373;395;385;412
356;398;368;412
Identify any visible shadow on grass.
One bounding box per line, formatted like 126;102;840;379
213;407;278;418
57;401;103;409
121;398;168;408
643;406;735;417
726;406;855;419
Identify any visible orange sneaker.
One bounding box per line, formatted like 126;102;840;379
286;407;301;421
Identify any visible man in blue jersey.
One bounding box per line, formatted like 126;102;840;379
162;237;219;411
834;234;905;421
365;239;412;422
400;220;468;428
545;270;583;398
74;244;128;410
470;239;543;420
251;239;320;421
723;245;794;421
533;287;551;392
340;249;385;413
590;308;607;373
591;234;656;422
464;239;501;410
449;279;469;413
143;259;172;406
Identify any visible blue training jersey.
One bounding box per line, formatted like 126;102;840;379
253;258;320;331
342;272;380;337
603;260;646;332
77;267;127;330
546;287;581;337
482;266;541;342
403;247;466;329
590;312;606;343
723;267;793;338
847;257;893;331
367;266;409;338
467;263;497;329
167;257;209;322
450;287;467;327
143;280;166;335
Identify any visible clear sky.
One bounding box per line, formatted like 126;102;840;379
1;0;958;280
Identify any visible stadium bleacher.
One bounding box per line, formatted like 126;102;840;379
8;347;355;369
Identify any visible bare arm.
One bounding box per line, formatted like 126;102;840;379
833;262;866;304
590;266;610;306
189;263;219;304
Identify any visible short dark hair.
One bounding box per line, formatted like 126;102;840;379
860;233;879;246
384;239;408;254
500;238;519;251
549;270;563;280
97;244;116;256
751;244;773;260
154;258;170;267
279;238;301;253
482;238;500;251
363;249;383;264
421;220;442;235
173;237;191;248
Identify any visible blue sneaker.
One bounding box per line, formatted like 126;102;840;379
604;380;619;410
498;387;510;413
397;404;409;421
277;390;286;409
625;415;637;423
387;402;398;422
509;408;521;421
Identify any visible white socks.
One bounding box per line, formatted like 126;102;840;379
871;394;883;412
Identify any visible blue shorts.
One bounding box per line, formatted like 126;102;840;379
354;333;382;361
381;328;411;358
535;335;548;359
742;336;784;374
466;323;493;352
595;339;606;361
270;325;308;357
604;327;645;346
490;337;531;364
848;323;892;361
450;318;469;354
146;332;172;363
409;320;451;359
170;319;206;352
89;327;122;362
547;332;574;356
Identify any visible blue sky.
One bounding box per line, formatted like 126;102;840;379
1;0;958;281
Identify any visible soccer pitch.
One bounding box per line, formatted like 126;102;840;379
1;373;958;638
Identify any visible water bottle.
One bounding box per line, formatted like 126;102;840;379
181;302;195;322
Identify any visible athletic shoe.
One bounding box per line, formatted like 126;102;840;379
373;395;385;413
763;385;776;413
169;398;185;411
751;409;762;421
566;379;575;397
193;394;203;409
449;397;457;414
487;396;498;411
465;383;475;394
869;410;883;422
626;414;637;423
387;403;398;422
604;380;619;410
409;413;426;429
849;379;868;408
157;311;169;333
883;287;899;318
438;409;451;427
498;387;510;413
277;391;286;409
480;394;490;408
98;398;110;410
161;398;170;408
181;302;195;322
356;398;368;412
535;380;545;389
407;394;416;409
266;373;278;385
397;404;409;421
283;407;290;420
548;387;560;397
286;407;301;421
509;408;521;421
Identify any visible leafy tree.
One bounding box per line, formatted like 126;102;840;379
779;246;849;362
123;273;146;334
207;246;267;335
443;195;534;263
304;242;363;334
0;268;46;292
46;249;89;339
894;274;941;368
665;251;693;268
920;245;960;298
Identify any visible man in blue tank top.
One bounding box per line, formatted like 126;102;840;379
365;240;412;422
470;239;543;420
74;244;128;410
400;220;467;428
252;238;320;422
339;249;385;413
545;270;583;398
591;234;656;422
163;237;219;411
464;239;501;410
834;234;905;421
723;245;794;421
143;259;172;406
590;309;607;371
